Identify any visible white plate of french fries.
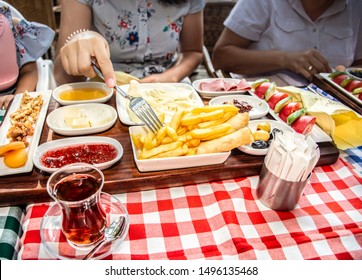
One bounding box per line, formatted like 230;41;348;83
129;126;231;172
209;95;269;119
129;104;254;172
116;82;204;126
0;91;52;176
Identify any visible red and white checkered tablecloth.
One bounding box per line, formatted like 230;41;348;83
18;156;362;260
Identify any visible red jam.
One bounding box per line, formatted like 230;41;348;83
41;143;118;168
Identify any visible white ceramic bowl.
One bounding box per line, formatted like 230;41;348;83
346;67;362;81
46;103;117;136
129;126;230;172
52;82;113;106
192;78;250;99
33;136;123;173
238;120;295;156
209;94;269;119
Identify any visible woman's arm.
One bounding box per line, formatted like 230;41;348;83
54;0;115;87
15;62;38;94
141;11;203;83
212;28;331;80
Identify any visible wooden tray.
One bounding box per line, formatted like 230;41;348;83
0;95;339;207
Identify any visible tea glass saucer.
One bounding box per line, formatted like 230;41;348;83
40;192;129;260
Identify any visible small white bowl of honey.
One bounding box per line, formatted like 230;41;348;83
52;82;113;106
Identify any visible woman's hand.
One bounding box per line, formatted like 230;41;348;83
284;48;332;80
60;31;116;87
0;95;14;110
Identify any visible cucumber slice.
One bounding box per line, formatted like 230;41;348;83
264;82;276;101
287;108;306;125
352;87;362;95
274;96;292;113
250;78;269;89
340;77;353;88
328;70;347;79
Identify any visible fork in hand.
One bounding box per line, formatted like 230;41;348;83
91;60;163;133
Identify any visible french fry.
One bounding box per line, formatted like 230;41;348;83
180;109;224;126
185;138;200;148
166;126;178;142
143;131;156;150
156;126;168;144
140;141;183;159
189;123;232;139
130;134;144;150
191;105;238;114
160;136;173;144
177;134;192;143
151;144;188;158
177;126;187;135
169;108;184;131
197;111;237;128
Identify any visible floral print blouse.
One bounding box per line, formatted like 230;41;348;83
78;0;204;78
0;5;55;69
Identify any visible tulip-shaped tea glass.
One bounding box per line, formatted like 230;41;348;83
47;163;107;247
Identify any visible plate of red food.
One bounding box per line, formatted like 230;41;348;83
320;70;362;105
33;136;123;173
249;79;332;143
192;78;251;99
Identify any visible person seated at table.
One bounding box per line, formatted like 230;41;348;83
0;5;55;109
212;0;362;86
54;0;204;87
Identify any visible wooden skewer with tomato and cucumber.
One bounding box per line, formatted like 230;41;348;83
328;70;362;100
250;79;316;135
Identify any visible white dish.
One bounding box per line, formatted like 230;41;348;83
209;94;269;119
0;90;52;176
249;88;332;143
33;136;123;173
238;120;295;156
46;103;117;136
129;126;230;172
320;73;362;106
192;78;250;99
52;82;113;106
346;67;362;81
116;83;203;126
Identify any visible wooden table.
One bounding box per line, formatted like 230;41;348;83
0;89;340;207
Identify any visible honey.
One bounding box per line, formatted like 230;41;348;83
59;88;108;101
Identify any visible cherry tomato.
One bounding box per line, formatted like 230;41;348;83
332;74;349;85
345;80;362;92
254;82;273;99
359;93;362;100
291;115;316;135
267;92;289;110
279;102;302;122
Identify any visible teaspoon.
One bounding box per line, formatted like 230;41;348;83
83;215;126;260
